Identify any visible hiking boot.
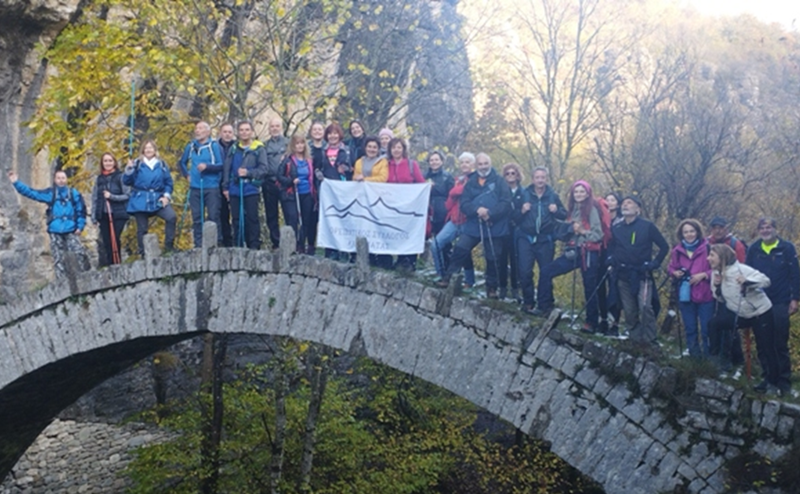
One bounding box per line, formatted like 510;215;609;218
754;380;769;393
530;307;551;318
436;278;450;288
487;289;499;300
522;304;537;315
580;323;597;335
598;319;609;335
499;287;508;300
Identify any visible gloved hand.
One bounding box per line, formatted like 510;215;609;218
642;261;658;272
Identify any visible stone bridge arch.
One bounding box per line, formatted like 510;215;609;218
0;234;797;494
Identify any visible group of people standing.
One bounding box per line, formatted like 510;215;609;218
7;121;797;396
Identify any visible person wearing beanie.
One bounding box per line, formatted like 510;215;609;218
378;128;394;157
607;195;669;344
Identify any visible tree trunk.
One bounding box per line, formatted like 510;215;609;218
200;333;228;494
298;345;331;493
270;350;288;494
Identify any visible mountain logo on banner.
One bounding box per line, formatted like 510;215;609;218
324;197;423;232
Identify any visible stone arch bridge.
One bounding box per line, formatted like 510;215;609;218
0;228;798;494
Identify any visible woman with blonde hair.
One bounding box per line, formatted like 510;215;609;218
707;244;774;382
123;139;177;255
277;135;316;253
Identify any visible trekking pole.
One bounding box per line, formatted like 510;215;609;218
569;250;578;326
573;265;613;325
176;186;191;240
482;219;501;294
129;79;135;159
105;199;121;264
295;187;304;250
238;180;245;248
200;177;205;246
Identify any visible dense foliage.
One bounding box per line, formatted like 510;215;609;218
126;354;601;494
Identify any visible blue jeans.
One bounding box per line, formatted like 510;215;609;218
679;301;714;357
431;221;474;285
537;249;601;328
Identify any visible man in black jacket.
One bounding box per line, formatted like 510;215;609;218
608;196;668;344
262;117;288;250
746;217;799;395
438;153;511;298
217;123;235;247
513;166;567;312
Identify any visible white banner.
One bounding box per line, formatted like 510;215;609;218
317;181;431;255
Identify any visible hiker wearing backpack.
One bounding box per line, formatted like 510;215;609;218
514;166;568;314
437;153;511;299
745;218;799;396
277;135;316;254
668;219;714;358
124;139;178;255
532;180;608;333
607;196;669;345
707;217;746;263
387;138;426;271
178;121;223;248
8;168;91;278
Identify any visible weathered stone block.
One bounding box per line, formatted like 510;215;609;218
760;400;781;432
694;378;735;401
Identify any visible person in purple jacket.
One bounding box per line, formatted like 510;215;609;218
668;218;714;358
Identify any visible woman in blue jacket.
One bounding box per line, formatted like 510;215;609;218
8;168;90;278
123;140;177;255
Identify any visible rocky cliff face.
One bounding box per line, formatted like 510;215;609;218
0;0;83;300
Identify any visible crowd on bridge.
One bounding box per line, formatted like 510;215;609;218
6;117;797;397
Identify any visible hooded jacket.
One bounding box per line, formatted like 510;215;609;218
123;158;174;213
222;140;269;197
459;168;512;238
276;155;315;201
13;181;87;233
178;138;223;189
426;167;455;231
264;135;289;184
512;184;567;242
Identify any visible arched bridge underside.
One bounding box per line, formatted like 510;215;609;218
1;245;798;494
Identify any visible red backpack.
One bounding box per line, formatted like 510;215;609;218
582;198;613;252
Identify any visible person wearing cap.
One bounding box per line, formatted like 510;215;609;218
745;217;799;395
607;195;669;344
707;216;746;263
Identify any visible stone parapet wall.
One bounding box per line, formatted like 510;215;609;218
0;236;797;493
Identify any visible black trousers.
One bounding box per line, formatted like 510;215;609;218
231;194;261;249
446;233;504;291
133;206;176;255
261;182;281;249
97;214;127;267
219;184;233;247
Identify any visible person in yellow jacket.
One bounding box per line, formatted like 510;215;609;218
352;136;388;183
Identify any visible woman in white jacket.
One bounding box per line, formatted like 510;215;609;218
708;244;778;389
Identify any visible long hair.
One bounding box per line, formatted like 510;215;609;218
710;244;737;274
676;218;705;242
286;135;310;161
568;180;595;224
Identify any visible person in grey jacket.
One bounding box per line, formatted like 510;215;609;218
262;117;288;249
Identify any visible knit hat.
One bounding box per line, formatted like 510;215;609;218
621;195;642;208
378;128;394;139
